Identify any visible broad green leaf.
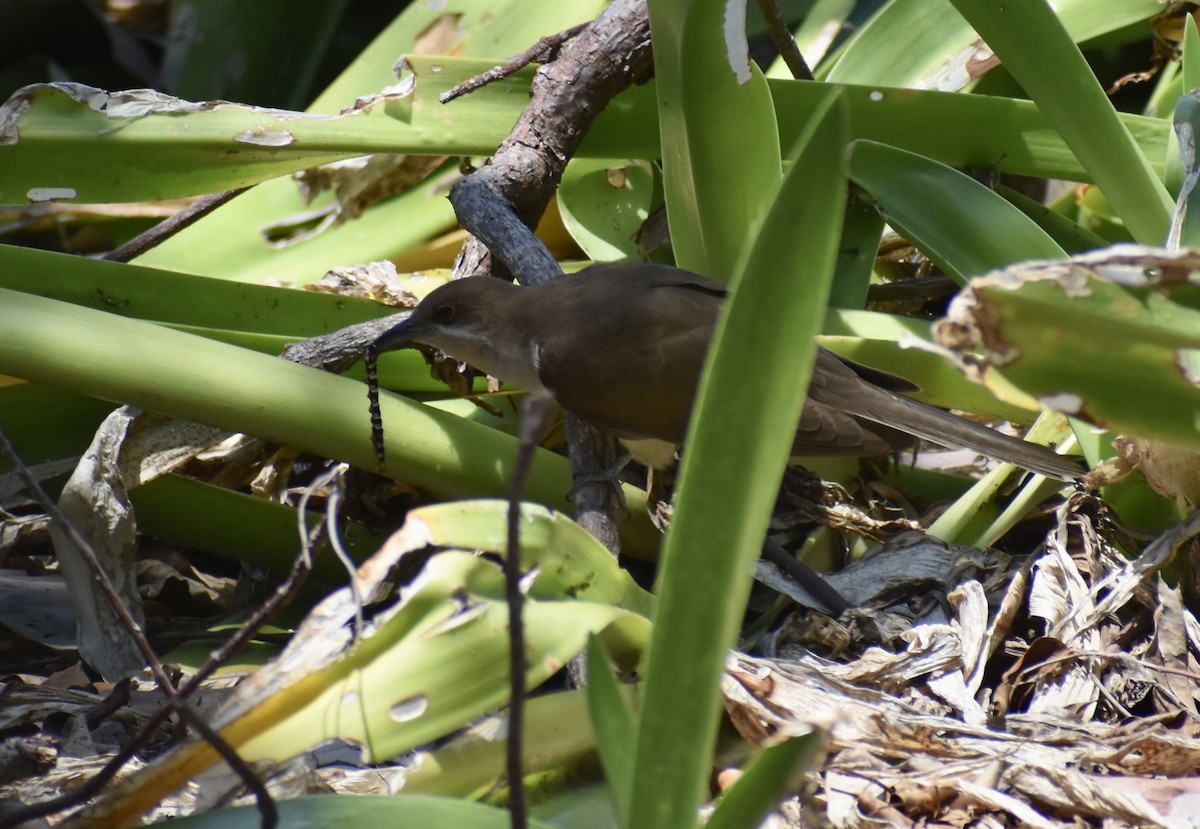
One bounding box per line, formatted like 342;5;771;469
829;196;884;309
0;286;662;556
628;85;848;829
0;383;114;475
74;502;652;826
145;793;557;829
0;244;478;392
312;1;585;113
948;0;1172;244
936;248;1200;450
129;474;386;583
997;185;1108;254
584;635;638;823
824;0;977;87
2;63;1176;218
826;0;1159;89
0;244;382;333
649;0;783;277
770;80;1171;184
558;158;656;261
134;0;611;280
403;689;635;800
1184;12;1200;97
0;82;358;202
846;140;1067;281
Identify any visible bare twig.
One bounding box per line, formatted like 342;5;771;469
440;22;590;104
103;187;248;263
0;426;176;695
446;0;653;553
504;394;554;829
175;707;278;829
753;0;813;80
0;447;326;828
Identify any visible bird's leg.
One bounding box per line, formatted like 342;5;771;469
566;451;632;520
646;461;677;533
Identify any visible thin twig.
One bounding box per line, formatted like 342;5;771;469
0;426;176;695
0;458;325;828
504;394;554;829
445;0;652;554
103;187;248;263
175;707;278;829
753;0;813;80
760;537;850;616
440;23;590;104
298;462;362;636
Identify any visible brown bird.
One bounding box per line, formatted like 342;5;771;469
371;262;1080;480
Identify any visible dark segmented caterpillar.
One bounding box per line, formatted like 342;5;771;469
365;346;386;469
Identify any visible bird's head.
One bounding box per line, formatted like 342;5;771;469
371;276;539;389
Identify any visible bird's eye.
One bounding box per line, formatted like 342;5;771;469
432;304;456;324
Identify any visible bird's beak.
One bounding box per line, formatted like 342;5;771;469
372;312;418;354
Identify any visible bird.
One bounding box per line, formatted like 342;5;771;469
369;261;1081;481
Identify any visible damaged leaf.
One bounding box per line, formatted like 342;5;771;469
934;245;1200;451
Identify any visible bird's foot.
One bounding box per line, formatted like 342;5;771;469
567;452;632;519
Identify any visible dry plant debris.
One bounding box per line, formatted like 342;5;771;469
725;493;1200;827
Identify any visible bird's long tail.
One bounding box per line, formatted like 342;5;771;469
824;381;1082;481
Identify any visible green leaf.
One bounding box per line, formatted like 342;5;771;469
825;0;1159;88
230;510;649;763
771;79;1172;184
129;474;385;583
0;82;358;202
996;185;1108;254
706;732;825;829
0;383;114;474
0;244;383;334
558;158;656;261
133;0;612;280
0;284;662;556
947;0;1173;244
628;85;848;829
846;140;1067;282
402;690;629;800
650;0;783;276
83;502;652;825
829;196;884;309
160;794;557;829
584;635;638;823
936;249;1200;450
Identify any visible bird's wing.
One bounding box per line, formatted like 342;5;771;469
534;266;720;442
786;351;908;454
